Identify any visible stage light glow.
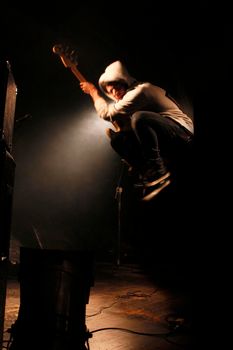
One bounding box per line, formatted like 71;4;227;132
12;104;121;249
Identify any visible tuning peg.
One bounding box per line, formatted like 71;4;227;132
52;44;63;54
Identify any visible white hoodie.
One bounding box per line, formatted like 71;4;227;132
94;61;194;134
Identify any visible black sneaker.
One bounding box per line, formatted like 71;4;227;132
143;170;171;187
132;168;171;189
141;157;170;186
142;178;171;201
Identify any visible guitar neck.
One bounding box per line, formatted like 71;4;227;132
70;67;86;82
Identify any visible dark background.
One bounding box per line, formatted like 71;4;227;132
0;2;229;263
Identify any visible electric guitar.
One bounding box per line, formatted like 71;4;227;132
52;44;127;133
53;44;87;82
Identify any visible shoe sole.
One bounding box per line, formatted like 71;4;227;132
144;171;171;187
142;179;171;201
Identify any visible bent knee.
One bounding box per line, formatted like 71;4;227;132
131;111;147;129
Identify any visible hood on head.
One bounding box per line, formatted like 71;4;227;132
98;61;137;99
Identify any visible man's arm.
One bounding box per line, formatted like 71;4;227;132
80;81;115;122
80;81;121;133
80;82;102;103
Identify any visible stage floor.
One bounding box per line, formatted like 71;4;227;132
4;262;192;349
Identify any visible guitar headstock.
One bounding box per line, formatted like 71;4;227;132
53;44;79;69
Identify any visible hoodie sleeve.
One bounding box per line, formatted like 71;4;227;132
94;96;118;121
94;85;147;122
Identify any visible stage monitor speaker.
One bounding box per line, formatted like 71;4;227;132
9;248;94;350
0;60;17;153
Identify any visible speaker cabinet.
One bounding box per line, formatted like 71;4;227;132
0;145;16;258
0;60;17;349
0;60;17;153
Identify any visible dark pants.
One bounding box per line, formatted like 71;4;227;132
110;111;193;172
109;129;145;169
